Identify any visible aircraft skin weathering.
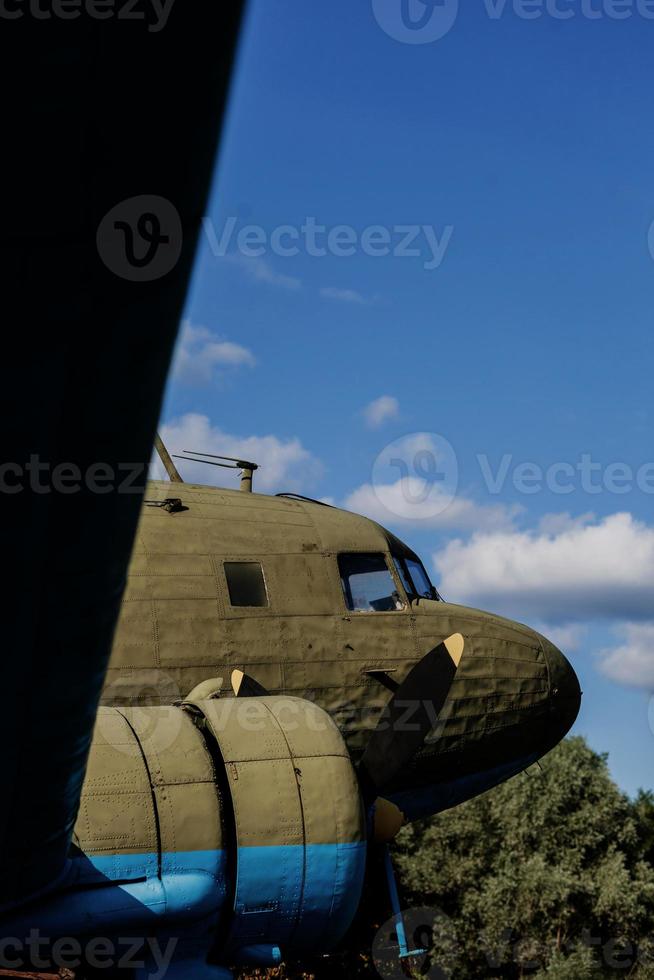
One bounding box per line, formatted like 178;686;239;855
0;476;581;977
105;479;581;822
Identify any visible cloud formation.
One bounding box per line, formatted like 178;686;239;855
172;321;255;386
599;622;654;691
433;512;654;692
228;254;301;291
157;413;322;493
363;395;400;429
320;286;371;305
344;479;520;532
433;512;654;623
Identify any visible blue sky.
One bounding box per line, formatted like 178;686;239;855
158;0;654;796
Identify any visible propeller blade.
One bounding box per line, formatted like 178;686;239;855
360;633;464;795
372;797;406;844
231;669;270;698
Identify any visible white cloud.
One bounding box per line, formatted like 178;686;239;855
156;414;322;493
252;259;302;291
431;510;654;692
172;321;255;386
344;479;520;532
344;431;519;532
434;512;654;623
226;254;301;291
599;622;654;692
536;511;597;535
363;395;400;429
320;286;371;305
531;622;588;653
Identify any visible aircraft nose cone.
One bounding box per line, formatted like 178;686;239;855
540;635;582;741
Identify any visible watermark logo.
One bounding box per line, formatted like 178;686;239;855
372;0;459;44
372;0;654;42
367;435;654;525
0;0;176;30
98;670;184;756
372;905;459;978
483;0;654;22
478;452;654;497
0;932;177;980
372;433;459;521
97;195;182;282
203;216;454;272
0;456;147;496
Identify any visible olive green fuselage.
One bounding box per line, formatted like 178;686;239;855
104;481;580;819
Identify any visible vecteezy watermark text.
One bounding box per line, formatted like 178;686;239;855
0;932;177;980
371;434;654;522
372;905;652;979
202;216;455;271
372;0;654;45
0;457;147;495
96;198;454;282
477;452;654;496
0;0;175;30
483;0;654;20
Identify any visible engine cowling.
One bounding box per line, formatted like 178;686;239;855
188;695;367;958
3;695;367;971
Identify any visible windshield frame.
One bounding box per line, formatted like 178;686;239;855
337;552;408;613
392;553;440;602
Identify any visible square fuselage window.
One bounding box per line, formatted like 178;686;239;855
224;561;268;607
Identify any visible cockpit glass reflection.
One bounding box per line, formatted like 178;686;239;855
393;555;439;600
339;554;405;612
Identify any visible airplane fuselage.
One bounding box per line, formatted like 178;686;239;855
104;481;581;821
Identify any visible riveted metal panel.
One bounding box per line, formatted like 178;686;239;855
75;706;223;867
73;708;158;872
120;706;223;858
190;698;365;849
187;695;367;956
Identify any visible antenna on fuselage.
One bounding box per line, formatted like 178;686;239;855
154;433;184;483
172;451;259;492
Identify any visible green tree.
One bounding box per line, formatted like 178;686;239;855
634;790;654;867
393;737;654;978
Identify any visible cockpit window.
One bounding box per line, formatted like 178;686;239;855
338;554;406;612
407;559;438;599
393;557;414;596
393;556;439;601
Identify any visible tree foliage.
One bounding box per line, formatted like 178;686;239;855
393;737;654;978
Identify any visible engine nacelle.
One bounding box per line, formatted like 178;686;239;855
188;695;366;958
2;695;366;971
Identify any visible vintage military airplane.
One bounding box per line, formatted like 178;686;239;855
1;441;581;978
103;448;582;825
0;3;581;975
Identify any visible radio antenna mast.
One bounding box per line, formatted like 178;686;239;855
172;451;258;492
154;433;184;483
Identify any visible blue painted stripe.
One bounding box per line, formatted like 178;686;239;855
82;849;227;881
79;849;230;921
2;841;367;959
231;841;367;954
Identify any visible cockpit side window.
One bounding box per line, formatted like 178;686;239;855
407;559;438;599
393;557;414;596
393;555;440;601
338;554;406;612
